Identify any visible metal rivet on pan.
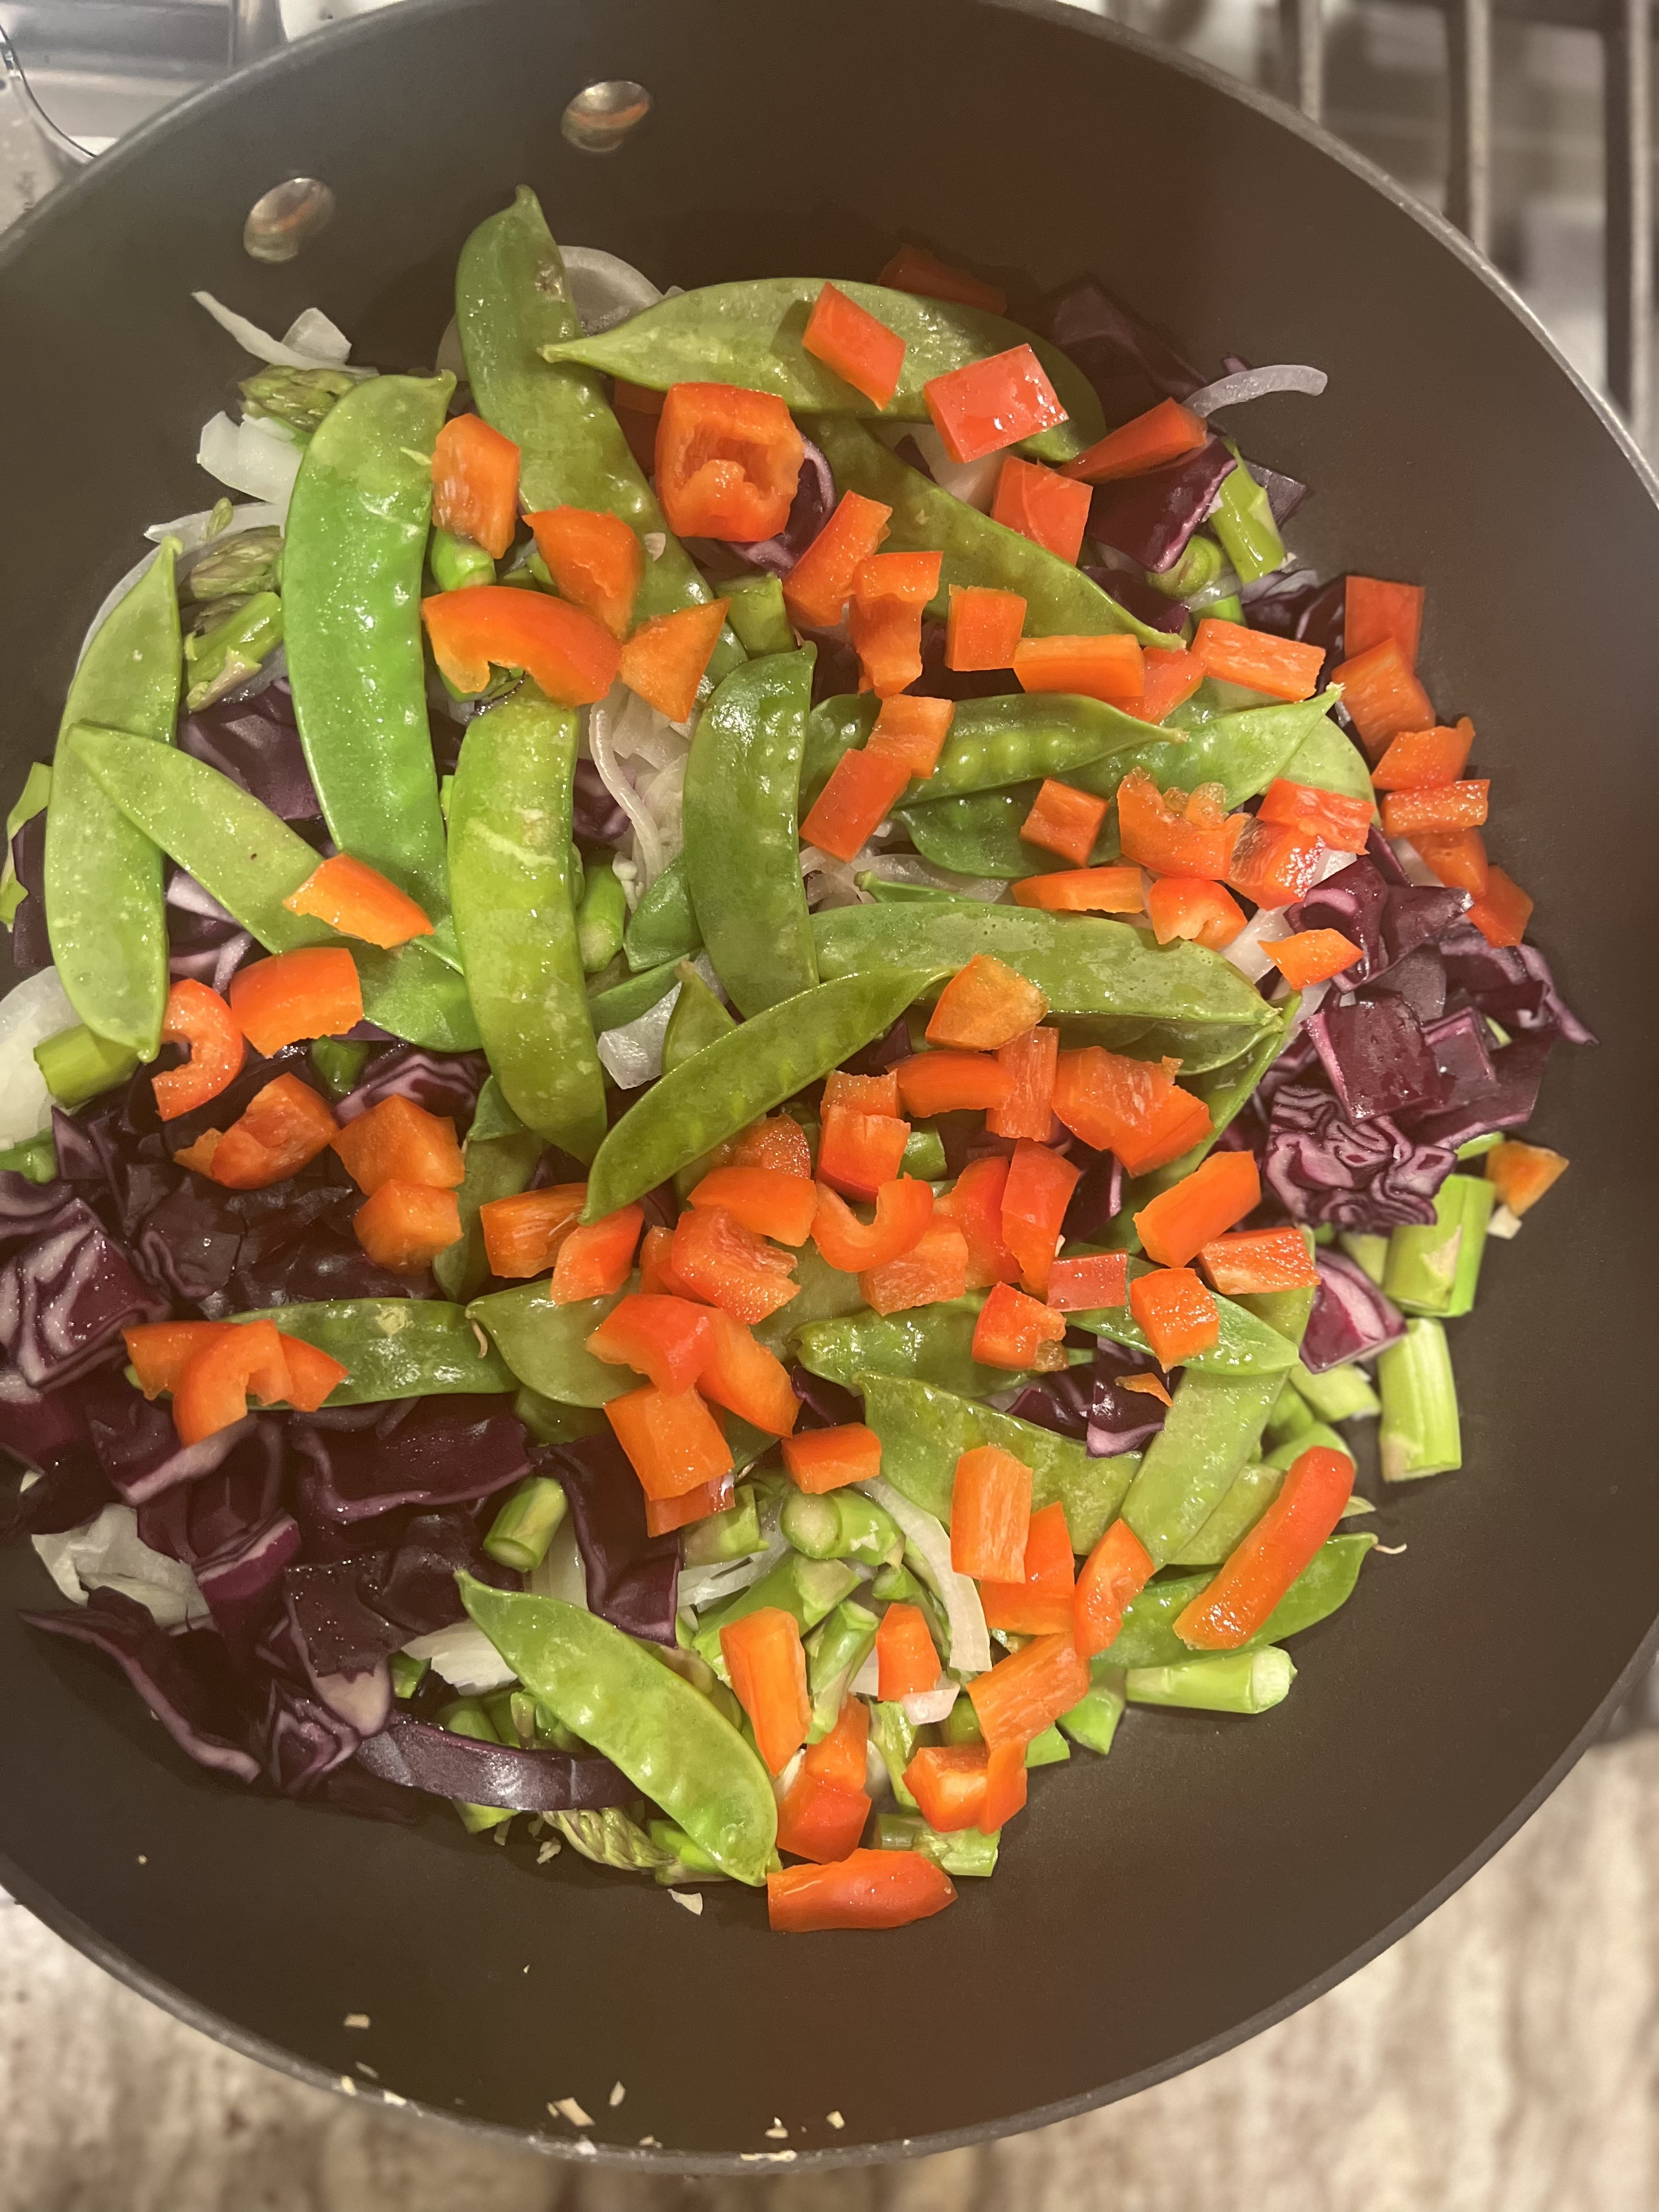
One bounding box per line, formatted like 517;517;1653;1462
244;177;337;263
561;80;652;154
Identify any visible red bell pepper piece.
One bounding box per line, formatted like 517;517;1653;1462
798;746;911;864
1047;1250;1129;1312
688;1165;817;1248
526;506;644;639
850;551;943;698
805;1692;872;1793
867;693;954;778
1468;865;1533;947
967;1631;1090;1748
151;979;245;1121
811;1178;933;1273
172;1318;293;1444
1012;866;1146;915
606;1381;733;1501
283;853;435;950
938;1157;1021;1289
766;1848;956;1931
895;1052;1010;1118
817;1107;911;1199
878;241;1006;313
1013;632;1143;706
430;414;520;560
1128;646;1205;726
1193;618;1327;703
1380;781;1490;838
1486;1138;1568;1216
353;1180;462;1272
803;281;907;409
333;1094;465;1196
586;1292;714;1393
783;490;891;630
176;1073;340;1190
986;1024;1059;1143
1344;575;1424;669
923;345;1067;465
823;1069;901;1114
550;1204;644;1304
945;584;1027;672
1144;876;1246;950
1059;397;1207;484
970;1280;1068;1373
1129;1266;1220;1365
228;947;362;1056
1135;1152;1261;1268
1371;716;1474;791
1200;1225;1319;1296
781;1421;882;1494
857;1217;969;1316
904;1745;988;1833
644;1472;736;1537
1116;770;1246;880
1227;818;1325;909
775;1766;872;1864
1020;778;1109;865
729;1116;814;1179
1074;1517;1154;1660
1051;1048;1211;1176
125;1319;231;1398
950;1443;1034;1582
721;1606;812;1773
876;1601;940;1700
421;585;621;707
267;1333;348;1412
1174;1443;1355;1649
696;1308;799;1436
1329;639;1435;759
479;1184;586;1278
1000;1137;1080;1294
979;1739;1029;1833
926;955;1049;1050
991;455;1093;563
1271;928;1363;989
617;599;732;724
639;1222;700;1300
655;382;805;540
1257;777;1374;853
1412;827;1489;897
670;1204;799;1323
980;1498;1075;1634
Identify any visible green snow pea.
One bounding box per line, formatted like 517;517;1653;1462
860;1374;1136;1551
575;855;627;976
240;1300;514;1400
541;279;1103;465
691;1555;864;1674
1209;455;1285;585
0;760;50;927
1059;1673;1127;1756
460;1580;776;1886
795;1297;1088;1404
811;904;1277;1071
661;961;735;1075
448;687;606;1160
624;854;702;972
283;374;453;917
812;417;1172;649
803;689;1156;815
1276;710;1374;806
467;1278;633;1406
683;651;817;1015
1082;1257;1299;1376
69;727;479;1051
456;188;742;680
723;573;793;657
1168;1463;1284;1567
584;968;929;1218
751;1244;865;1358
589;959;679;1032
1101;1532;1377;1670
44;544;182;1056
433;1078;542;1304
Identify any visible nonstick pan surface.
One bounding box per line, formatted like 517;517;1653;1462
1;0;1655;2168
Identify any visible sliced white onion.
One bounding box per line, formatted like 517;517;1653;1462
588;686;664;886
1223;904;1293;981
196;411;304;508
0;968;78;1144
678;1530;791;1615
859;1478;990;1677
281;306;354;365
1488;1204;1524;1241
901;1681;961;1725
771;1748;805;1805
865;1736;891;1797
1184;364;1328;417
402;1620;515;1694
33;1504;208;1630
562;246;663;335
856;851;1009;904
193;290;357;369
1391;835;1441;886
531;1519;590;1609
597;979;679;1088
897;421;1002;511
849;1647;879;1698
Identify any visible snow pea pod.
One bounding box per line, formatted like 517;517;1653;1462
1277;709;1375;805
448;688;607;1161
751;1244;865;1357
283;374;453;916
70;727;479;1052
241;1300;515;1400
661;961;735;1074
803;690;1155;815
584;968;928;1218
459;1579;776;1886
1080;1258;1299;1375
467;1280;632;1406
683;650;816;1015
860;1374;1136;1551
456;188;742;680
541;278;1103;466
623;854;702;972
589;959;679;1032
795;1297;1089;1406
44;544;182;1056
812;417;1171;650
1102;1533;1377;1670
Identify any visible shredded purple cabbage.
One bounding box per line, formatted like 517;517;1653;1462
291;1397;531;1529
1307;997;1444;1122
178;680;321;823
1358;944;1447;1025
1383;883;1470;966
356;1715;634;1813
1287;856;1389;985
1422;1008;1497;1109
1087;1340;1170;1458
335;1044;488;1130
790;1364;864;1431
1045;278;1201;420
261;1678;361;1793
1007;1365;1092;1441
1081;566;1188;635
550;1431;680;1647
1398;1029;1555;1150
573;758;629;847
1438;922;1596;1046
1301;1250;1406;1373
1086;439;1238;573
1063;1149;1124;1242
1263;1081;1457;1232
730;439;834;577
1237;570;1345;668
0;1201;165;1387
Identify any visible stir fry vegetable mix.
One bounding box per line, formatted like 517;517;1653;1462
0;197;1590;1937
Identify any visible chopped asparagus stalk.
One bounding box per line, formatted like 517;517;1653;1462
804;1599;879;1739
870;1700;921;1808
1126;1647;1296;1714
874;1813;1000;1876
239;362;359;435
1144;530;1223;600
1455;1130;1503;1160
781;1487;900;1562
309;1037;371;1101
1265;1420;1356;1472
1059;1668;1127;1756
33;1023;139;1107
1264;1376;1319;1446
430;528;496;593
183;590;284;711
1289;1358;1381;1424
183;523;283;601
1383;1173;1494;1318
483;1475;569;1571
1339;1232;1390;1287
692;1553;861;1674
1209;454;1286;585
681;1484;763;1565
872;1560;924;1604
1377;1318;1461;1481
388;1651;429;1700
437;1697;515;1833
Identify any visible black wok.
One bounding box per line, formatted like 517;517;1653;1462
1;0;1656;2169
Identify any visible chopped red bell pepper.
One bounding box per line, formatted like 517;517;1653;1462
1371;716;1474;791
125;1319;232;1398
549;1204;644;1304
639;1222;700;1300
586;1292;714;1393
526;506;645;639
1144;875;1247;950
151;979;245;1121
781;1421;882;1494
617;599;732;724
333;1094;465;1196
421;585;622;707
803;281;907;409
970;1280;1069;1373
606;1381;733;1500
729;1115;814;1179
1271;928;1363;989
805;1692;872;1795
1227;818;1325;909
979;1739;1029;1833
1074;1517;1154;1660
1051;1047;1211;1175
688;1165;817;1248
1193;617;1326;702
696;1308;799;1436
1116;770;1246;880
228;947;362;1056
1128;1266;1220;1365
904;1746;988;1833
1012;866;1146;915
980;1498;1075;1634
857;1217;970;1316
670;1203;799;1323
178;1073;339;1190
655;382;805;541
644;1472;736;1537
267;1332;348;1412
894;1052;1010;1118
1468;865;1533;947
811;1178;934;1273
1020;778;1109;865
817;1106;911;1201
950;1443;1034;1582
823;1069;900;1115
926;955;1049;1050
721;1606;812;1773
967;1630;1090;1747
986;1024;1059;1144
1199;1225;1319;1296
171;1318;293;1444
991;455;1093;564
479;1184;586;1278
431;414;520;560
876;1601;940;1701
1412;827;1489;897
783;490;892;630
775;1766;872;1864
1486;1138;1568;1216
353;1179;462;1272
1380;780;1490;838
850;550;943;697
1257;777;1374;853
938;1157;1021;1289
1059;397;1207;484
945;584;1027;672
1135;1152;1261;1268
1013;632;1143;705
1174;1443;1354;1649
1000;1137;1080;1294
1128;646;1205;726
1344;575;1424;669
798;746;911;864
922;345;1067;465
1047;1250;1129;1312
878;242;1006;313
867;693;954;778
1330;638;1435;759
283;853;435;950
766;1848;956;1931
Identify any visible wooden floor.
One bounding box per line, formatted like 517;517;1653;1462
4;1729;1656;2211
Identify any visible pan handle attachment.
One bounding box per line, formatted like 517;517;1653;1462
0;19;94;189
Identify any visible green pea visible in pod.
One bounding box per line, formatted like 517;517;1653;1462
239;1301;515;1401
1102;1533;1378;1671
802;690;1158;816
